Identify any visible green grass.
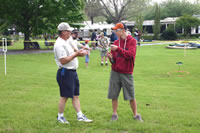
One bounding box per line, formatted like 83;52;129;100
0;45;200;133
1;38;200;51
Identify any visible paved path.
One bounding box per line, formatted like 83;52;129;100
141;42;175;46
0;49;53;55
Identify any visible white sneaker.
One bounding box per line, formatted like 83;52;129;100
77;114;93;123
57;116;69;124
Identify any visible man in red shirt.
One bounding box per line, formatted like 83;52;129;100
107;23;143;122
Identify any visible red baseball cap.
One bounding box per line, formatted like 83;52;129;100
112;23;126;30
85;40;89;43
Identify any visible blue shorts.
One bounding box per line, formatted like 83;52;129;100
85;55;90;63
56;68;79;98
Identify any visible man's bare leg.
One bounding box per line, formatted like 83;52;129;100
130;99;143;121
72;96;81;113
57;97;69;123
72;96;93;122
130;99;137;116
58;97;68;114
112;99;118;115
111;99;118;120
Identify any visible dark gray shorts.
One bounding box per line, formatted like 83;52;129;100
100;51;107;57
108;70;135;100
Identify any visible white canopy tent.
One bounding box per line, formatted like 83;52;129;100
80;21;114;37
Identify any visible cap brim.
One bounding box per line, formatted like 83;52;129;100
112;27;118;30
68;28;74;32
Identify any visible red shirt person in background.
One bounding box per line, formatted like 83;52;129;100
106;23;143;122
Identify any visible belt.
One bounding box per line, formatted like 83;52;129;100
59;68;76;71
59;68;76;76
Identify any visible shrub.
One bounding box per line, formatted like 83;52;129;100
142;35;154;40
161;28;178;40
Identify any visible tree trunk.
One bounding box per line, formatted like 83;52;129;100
24;32;31;50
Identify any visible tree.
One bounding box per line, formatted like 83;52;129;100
85;0;103;24
98;0;149;24
144;0;200;20
0;0;84;50
176;14;200;36
153;3;161;40
135;14;144;34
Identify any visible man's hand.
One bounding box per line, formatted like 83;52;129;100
106;52;113;59
111;45;118;51
76;49;87;57
81;46;92;51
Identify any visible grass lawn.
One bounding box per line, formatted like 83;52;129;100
0;45;200;133
1;38;200;51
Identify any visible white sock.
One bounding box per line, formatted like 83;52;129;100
77;111;83;117
58;113;64;118
105;61;108;63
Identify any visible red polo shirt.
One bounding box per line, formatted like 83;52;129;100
111;35;137;74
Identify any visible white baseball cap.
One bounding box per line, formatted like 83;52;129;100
57;22;74;31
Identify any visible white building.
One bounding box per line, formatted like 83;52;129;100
123;16;200;35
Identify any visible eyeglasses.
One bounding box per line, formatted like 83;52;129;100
115;29;123;32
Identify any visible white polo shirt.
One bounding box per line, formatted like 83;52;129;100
68;36;83;50
54;37;78;70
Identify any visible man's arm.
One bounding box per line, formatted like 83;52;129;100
59;52;78;65
111;39;136;60
55;45;85;65
59;50;86;65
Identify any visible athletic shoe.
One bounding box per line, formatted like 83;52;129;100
77;114;93;122
101;63;103;66
111;114;118;121
105;62;108;66
57;116;69;124
134;114;144;122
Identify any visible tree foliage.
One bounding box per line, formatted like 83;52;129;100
153;3;161;40
85;0;103;24
0;0;85;49
144;0;200;20
135;14;144;33
176;14;200;36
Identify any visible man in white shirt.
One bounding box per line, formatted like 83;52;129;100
54;22;92;124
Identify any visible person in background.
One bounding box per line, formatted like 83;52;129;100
134;29;139;45
110;30;118;44
127;29;132;35
103;29;107;36
106;23;143;122
78;30;83;41
54;22;92;124
91;29;97;50
44;36;50;49
84;40;90;68
69;30;90;51
98;32;110;66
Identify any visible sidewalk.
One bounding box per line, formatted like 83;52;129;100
0;49;53;55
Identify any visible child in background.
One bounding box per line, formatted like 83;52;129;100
85;40;90;68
